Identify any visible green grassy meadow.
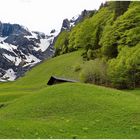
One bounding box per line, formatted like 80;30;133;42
0;51;140;138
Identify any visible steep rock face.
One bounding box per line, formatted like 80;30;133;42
61;10;94;31
0;22;58;81
0;22;31;36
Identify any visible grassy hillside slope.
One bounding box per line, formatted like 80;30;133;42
0;51;140;138
0;51;83;104
0;83;140;138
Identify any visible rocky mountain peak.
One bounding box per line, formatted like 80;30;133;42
61;9;94;31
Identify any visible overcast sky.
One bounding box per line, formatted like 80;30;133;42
0;0;105;34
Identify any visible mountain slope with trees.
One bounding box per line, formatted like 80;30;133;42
54;1;140;89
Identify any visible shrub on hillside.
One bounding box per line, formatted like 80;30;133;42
80;59;108;85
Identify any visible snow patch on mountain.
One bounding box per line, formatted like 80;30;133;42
24;32;38;40
0;69;16;81
23;54;41;67
3;53;16;63
35;39;50;52
0;42;17;53
0;37;7;42
3;48;41;67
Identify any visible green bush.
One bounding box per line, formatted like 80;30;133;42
80;59;108;85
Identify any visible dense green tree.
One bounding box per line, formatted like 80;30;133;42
100;1;140;58
68;24;82;51
114;1;130;19
54;31;69;55
108;45;140;89
100;25;118;58
76;7;113;59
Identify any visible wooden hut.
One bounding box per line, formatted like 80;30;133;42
47;76;77;85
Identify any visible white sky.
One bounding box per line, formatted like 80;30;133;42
0;0;105;34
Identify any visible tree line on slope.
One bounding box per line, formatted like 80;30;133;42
54;1;140;89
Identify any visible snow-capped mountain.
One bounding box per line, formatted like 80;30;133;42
0;22;59;81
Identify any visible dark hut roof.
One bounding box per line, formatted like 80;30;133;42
47;76;77;85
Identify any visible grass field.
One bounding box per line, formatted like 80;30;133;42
0;51;140;138
0;51;83;102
